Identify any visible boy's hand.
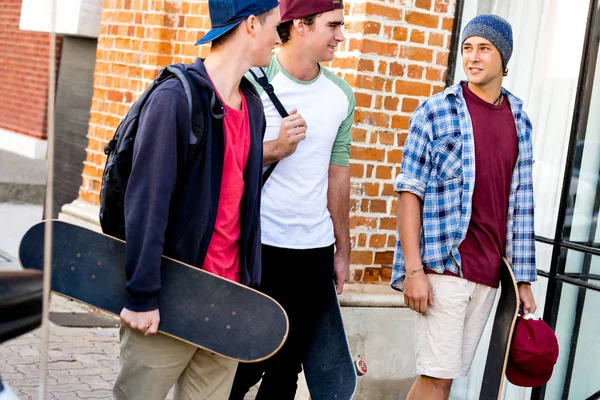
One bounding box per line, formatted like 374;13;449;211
276;108;307;158
120;308;160;336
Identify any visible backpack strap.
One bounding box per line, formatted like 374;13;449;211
248;67;288;187
165;66;207;176
248;67;289;119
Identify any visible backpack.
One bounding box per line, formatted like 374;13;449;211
99;65;207;240
248;67;289;187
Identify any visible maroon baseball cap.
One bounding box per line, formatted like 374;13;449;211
280;0;344;23
506;316;559;388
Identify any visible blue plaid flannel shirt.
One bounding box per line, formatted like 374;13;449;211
392;83;537;291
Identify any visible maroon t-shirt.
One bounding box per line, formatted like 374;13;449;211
453;82;518;288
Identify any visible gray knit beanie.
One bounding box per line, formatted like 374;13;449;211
462;14;513;67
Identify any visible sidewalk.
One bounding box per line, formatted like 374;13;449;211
0;149;46;205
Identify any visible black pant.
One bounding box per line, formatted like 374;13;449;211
229;244;334;400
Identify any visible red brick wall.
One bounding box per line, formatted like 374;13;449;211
79;0;456;282
0;0;61;139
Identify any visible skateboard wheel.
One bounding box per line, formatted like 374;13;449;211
354;359;367;376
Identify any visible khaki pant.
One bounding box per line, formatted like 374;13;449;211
113;326;238;400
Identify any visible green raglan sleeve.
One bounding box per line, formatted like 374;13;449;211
330;89;355;166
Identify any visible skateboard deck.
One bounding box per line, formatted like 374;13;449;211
303;280;357;400
18;220;288;362
479;258;520;399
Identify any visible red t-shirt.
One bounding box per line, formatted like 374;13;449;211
456;82;518;288
202;90;251;283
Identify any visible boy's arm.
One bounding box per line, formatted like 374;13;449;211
121;85;189;325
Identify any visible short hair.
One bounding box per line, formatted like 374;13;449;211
277;14;318;44
211;9;272;49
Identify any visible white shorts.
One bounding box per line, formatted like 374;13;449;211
415;274;498;379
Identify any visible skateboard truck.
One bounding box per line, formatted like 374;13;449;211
354;358;367;376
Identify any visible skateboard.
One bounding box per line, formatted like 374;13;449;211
18;220;288;362
303;280;359;400
479;258;520;399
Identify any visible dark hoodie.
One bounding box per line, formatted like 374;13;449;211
123;58;265;312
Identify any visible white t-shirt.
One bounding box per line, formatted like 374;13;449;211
247;56;355;249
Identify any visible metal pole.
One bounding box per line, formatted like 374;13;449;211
38;0;57;398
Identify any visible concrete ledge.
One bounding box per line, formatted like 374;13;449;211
19;0;102;38
340;282;406;308
0;128;47;159
59;198;101;231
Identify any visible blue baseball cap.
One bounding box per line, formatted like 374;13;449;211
196;0;280;45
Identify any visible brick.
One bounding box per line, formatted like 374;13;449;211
426;67;443;81
351;251;373;265
416;0;432;10
362;39;398;57
381;266;393;282
363;21;381;35
350;216;378;229
332;56;357;69
375;251;394;265
378;61;388;74
365;3;403;20
429;32;445;47
360;199;369;212
435;0;450;12
383;25;393;40
351;145;386;161
402;97;420;112
408;64;424;79
352;128;368;143
354;110;390;127
390;62;405;77
384;97;400;111
406;11;439;28
350;163;364;178
410;30;425;44
369;234;387;247
350;199;361;213
436;51;450;67
359;233;367;246
356;74;385;91
355;92;372;108
399;46;433;62
442;17;454;31
363;182;380;196
376;131;396;145
370;199;388;213
107;90;122;102
353;269;364;282
376;166;393;180
380;217;397;230
357;58;375;72
393;26;408;41
363;267;381;283
387;149;404;163
382;184;397;197
432;85;445;94
395;80;431;96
